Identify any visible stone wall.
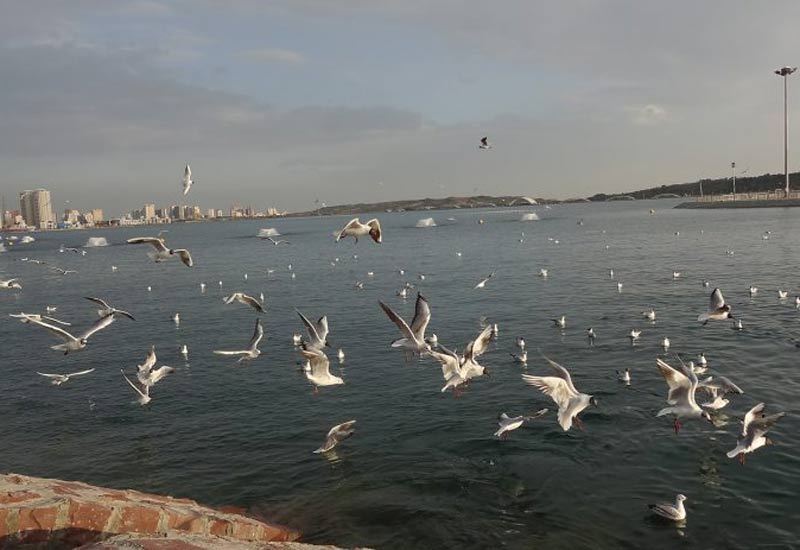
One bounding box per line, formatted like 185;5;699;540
0;473;302;550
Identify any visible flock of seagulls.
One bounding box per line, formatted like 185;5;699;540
0;198;790;532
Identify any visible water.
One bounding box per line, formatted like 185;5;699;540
2;200;800;549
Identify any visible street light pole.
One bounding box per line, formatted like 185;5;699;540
775;66;797;198
732;161;736;198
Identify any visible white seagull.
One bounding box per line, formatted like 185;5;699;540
617;368;631;384
182;164;193;196
213;318;264;364
223;292;265;313
37;368;95;386
84;297;136;321
494;409;548;439
379;292;432;358
522;356;597;431
300;345;344;390
473;271;496;290
335;218;382;244
655;358;712;433
314;420;356;454
121;369;151;406
642;310;656;322
726;403;785;464
552;316;566;329
698;288;732;324
295;309;330;350
9;312;72;327
20;313;116;354
127;237;193;267
649;494;687;522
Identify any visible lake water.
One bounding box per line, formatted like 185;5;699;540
1;200;799;549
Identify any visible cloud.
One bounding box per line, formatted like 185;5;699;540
627;104;669;126
237;48;307;65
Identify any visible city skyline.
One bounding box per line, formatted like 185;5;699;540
2;2;800;212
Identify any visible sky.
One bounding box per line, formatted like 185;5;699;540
2;0;800;215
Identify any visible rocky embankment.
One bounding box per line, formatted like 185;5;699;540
0;474;365;550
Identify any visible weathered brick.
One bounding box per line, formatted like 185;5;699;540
69;501;113;532
165;510;203;533
17;504;58;531
230;520;263;541
119;505;161;534
0;508;12;538
208;517;230;537
0;490;40;504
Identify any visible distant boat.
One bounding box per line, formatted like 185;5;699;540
84;237;109;247
520;212;540;222
415;217;437;228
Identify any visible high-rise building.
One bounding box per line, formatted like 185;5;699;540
91;209;104;223
143;203;156;221
19;189;56;229
64;209;82;226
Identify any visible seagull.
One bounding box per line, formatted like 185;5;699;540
698;288;732;324
314;420;356;454
726;403;785;464
672;271;681;280
617;368;631;384
778;289;789;300
180;344;189;360
538;268;548;278
609;269;615;279
127;237;193;267
182;164;193;196
337;348;345;363
19;313;116;354
433;326;494;393
335;218;382;244
84;297;136;321
292;333;302;346
649;494;687;522
795;296;800;308
509;350;528;364
223;292;265;313
266;236;291;246
749;285;758;296
137;354;174;388
300;345;344;390
173;313;180;326
697;353;707;367
617;282;623;292
494;409;549;439
9;312;72;326
36;369;95;386
479;136;492;150
121;369;151;406
629;329;642;341
51;267;78;276
200;283;206;293
698;375;743;402
516;337;526;350
587;327;596;340
655;358;712;433
213;318;264;364
642;310;656;321
700;395;729;410
46;306;57;313
474;271;496;290
490;323;499;339
243;273;248;281
379;293;432;358
295;310;330;350
522;356;597;431
702;279;710;288
552;316;566;329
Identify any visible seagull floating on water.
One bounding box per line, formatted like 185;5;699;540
617;368;631;384
649;494;687;522
552;316;566;329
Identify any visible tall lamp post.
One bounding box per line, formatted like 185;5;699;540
732;162;736;197
775;66;797;198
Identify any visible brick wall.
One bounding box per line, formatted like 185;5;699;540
0;473;300;549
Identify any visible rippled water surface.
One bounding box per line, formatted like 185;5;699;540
2;200;800;549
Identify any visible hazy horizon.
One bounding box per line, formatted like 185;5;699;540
2;1;800;216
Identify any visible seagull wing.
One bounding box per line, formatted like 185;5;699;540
247;318;264;350
709;288;726;312
409;293;431;340
241;294;265;312
316;316;329;341
68;368;96;377
742;402;765;436
366;218;382;243
656;358;691;406
296;310;321;343
22;315;77;343
521;374;574;410
213;350;250;356
127;237;169;253
301;347;331;378
649;503;682;521
428;348;462;380
336;218;361;241
79;313;116;341
378;301;416;341
173;249;193;267
36;372;64;380
541;355;581;395
315;420;356;453
121;370;148;399
85;296;111;309
465;325;494;360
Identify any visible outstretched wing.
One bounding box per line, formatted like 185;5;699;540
409;293;431;340
465;325;494;361
656;358;691;405
296;310;321;343
379;301;415;341
521;374;575;409
709;288;726;312
21;315;76;343
173;249;193;267
79;314;116;341
366;218;382;243
248;318;264;349
85;296;111;309
127;237;168;253
336;218;361;241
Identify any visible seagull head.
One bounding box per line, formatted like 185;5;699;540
676;494;687;503
79;337;89;346
589;396;599;407
701;411;713;423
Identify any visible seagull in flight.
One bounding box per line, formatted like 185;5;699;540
9;312;72;326
479;136;492;150
300;344;344;390
314;420;356;453
19;313;116;354
655;358;712;433
379;292;432;359
121;369;151;406
135;346;174;388
296;310;330;350
127;237;193;267
223;292;265;313
698;288;732;324
494;409;549;439
0;278;22;290
51;267;78;276
473;271;495;290
265;236;291;246
213;318;264;364
726;403;785;464
182;164;193;196
37;368;95;386
336;218;382;244
522;356;597;431
84;297;135;321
